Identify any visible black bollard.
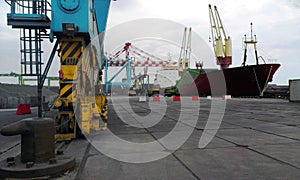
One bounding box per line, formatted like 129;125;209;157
1;118;55;164
0;117;75;179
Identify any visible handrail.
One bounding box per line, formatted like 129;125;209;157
6;0;50;16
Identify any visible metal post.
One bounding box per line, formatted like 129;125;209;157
37;82;42;117
105;58;109;93
147;75;149;94
18;75;22;85
11;0;16;14
22;29;27;75
126;59;131;87
32;0;37;14
29;29;33;74
35;29;42;117
40;40;58;86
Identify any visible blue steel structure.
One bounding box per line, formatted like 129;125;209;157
7;0;51;29
105;58;132;93
50;0;112;140
104;42;133;94
50;0;110;40
5;0;52;117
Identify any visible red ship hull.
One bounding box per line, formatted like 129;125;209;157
178;64;280;97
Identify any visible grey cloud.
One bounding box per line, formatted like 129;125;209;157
288;0;300;8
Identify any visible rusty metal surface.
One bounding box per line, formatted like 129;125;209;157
0;155;75;179
0;117;75;179
1;117;55;163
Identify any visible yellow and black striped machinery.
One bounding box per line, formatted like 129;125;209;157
54;37;108;141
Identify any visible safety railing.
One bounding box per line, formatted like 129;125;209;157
5;0;50;16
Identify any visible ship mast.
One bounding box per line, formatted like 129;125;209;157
208;4;232;70
242;22;259;66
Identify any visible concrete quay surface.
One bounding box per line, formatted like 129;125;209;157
1;97;300;179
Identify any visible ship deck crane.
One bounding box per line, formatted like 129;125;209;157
208;4;232;70
163;27;192;97
178;27;192;71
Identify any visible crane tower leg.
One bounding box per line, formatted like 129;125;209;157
54;37;107;141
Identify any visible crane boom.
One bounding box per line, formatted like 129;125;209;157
178;27;192;71
208;4;232;70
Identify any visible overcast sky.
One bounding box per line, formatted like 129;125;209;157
0;0;299;85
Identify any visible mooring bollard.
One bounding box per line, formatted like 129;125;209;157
1;118;55;163
0;118;75;179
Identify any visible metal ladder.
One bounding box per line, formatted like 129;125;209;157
20;28;43;76
5;0;52;117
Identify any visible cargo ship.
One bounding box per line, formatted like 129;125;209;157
165;5;280;97
175;63;280;97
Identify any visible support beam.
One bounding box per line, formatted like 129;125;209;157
105;58;131;93
39;40;58;89
37;40;58;117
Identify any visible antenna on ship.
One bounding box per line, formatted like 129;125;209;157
243;22;259;66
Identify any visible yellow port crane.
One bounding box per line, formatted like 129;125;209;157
208;4;232;70
178;27;192;71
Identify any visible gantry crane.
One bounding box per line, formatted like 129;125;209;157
208;4;232;70
105;42;176;93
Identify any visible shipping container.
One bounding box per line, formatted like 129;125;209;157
289;79;300;102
